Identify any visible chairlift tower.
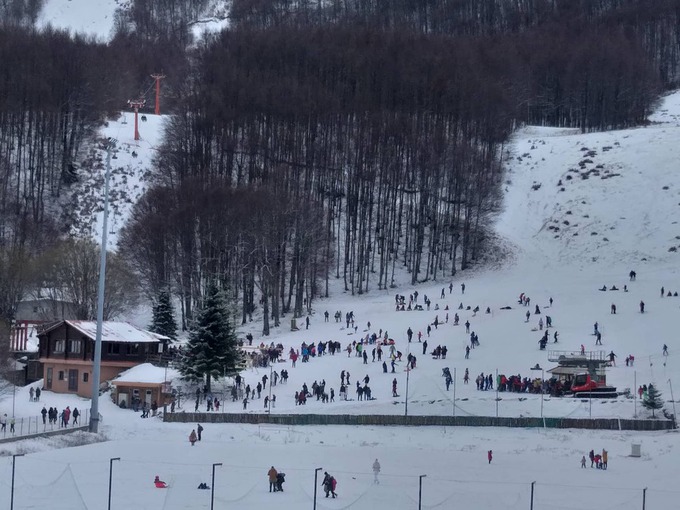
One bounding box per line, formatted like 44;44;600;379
127;98;146;141
151;73;165;115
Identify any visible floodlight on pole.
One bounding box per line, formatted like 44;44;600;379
211;463;222;510
418;474;427;510
11;453;24;510
108;457;120;510
90;139;115;433
313;467;323;510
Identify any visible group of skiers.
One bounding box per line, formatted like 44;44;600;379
40;405;79;427
582;449;608;469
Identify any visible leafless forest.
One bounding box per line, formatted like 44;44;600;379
0;0;678;334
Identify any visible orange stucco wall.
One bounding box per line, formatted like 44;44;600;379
40;360;137;398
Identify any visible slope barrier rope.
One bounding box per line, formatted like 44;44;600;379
14;464;88;509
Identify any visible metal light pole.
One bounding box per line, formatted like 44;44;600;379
11;453;24;510
90;139;115;433
634;371;637;418
452;367;457;418
211;463;222;510
405;365;410;417
530;365;544;418
495;368;499;417
313;467;322;510
418;474;427;510
530;481;535;510
405;337;411;417
108;457;120;510
12;371;16;418
267;362;273;414
668;379;677;428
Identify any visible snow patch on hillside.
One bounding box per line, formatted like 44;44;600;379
498;91;680;272
69;112;167;248
38;0;124;39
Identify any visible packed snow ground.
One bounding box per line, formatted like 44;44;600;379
3;92;680;508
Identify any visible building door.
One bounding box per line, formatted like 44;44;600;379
46;367;53;390
68;369;79;392
146;389;153;405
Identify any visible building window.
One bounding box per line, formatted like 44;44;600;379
54;340;65;353
69;340;82;354
46;367;53;389
58;370;65;381
126;343;139;355
107;343;120;355
83;372;89;383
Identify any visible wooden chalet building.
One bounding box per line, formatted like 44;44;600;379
38;320;169;398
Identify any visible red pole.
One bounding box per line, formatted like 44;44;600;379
155;79;160;115
128;99;145;141
151;73;165;115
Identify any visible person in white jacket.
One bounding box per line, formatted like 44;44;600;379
372;459;381;484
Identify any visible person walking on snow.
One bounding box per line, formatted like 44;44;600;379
189;429;197;446
487;450;493;464
373;459;381;484
581;456;587;468
640;301;645;313
608;351;617;366
268;466;278;492
392;378;398;397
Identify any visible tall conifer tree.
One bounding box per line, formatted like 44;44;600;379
149;289;178;342
643;384;664;417
179;285;240;392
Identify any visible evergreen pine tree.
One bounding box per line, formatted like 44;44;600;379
642;383;664;417
179;285;240;393
149;289;178;342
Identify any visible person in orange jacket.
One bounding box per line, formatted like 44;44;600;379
268;466;278;492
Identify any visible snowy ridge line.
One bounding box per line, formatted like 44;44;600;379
163;413;672;430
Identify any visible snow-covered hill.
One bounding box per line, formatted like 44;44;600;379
37;0;230;40
499;91;680;272
5;76;680;509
